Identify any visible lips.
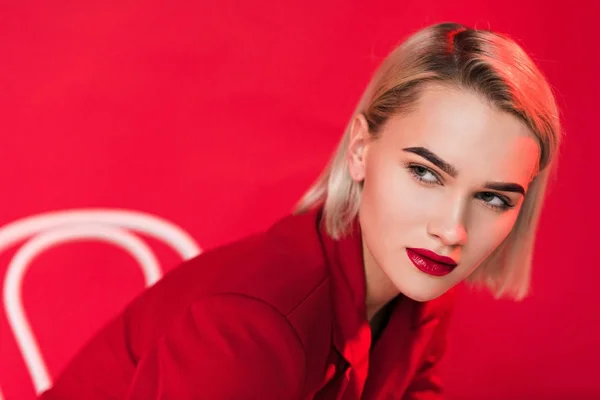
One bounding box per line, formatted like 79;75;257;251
406;248;457;277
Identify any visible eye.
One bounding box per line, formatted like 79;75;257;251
407;164;441;185
477;192;514;211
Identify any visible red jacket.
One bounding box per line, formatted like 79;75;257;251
39;207;456;399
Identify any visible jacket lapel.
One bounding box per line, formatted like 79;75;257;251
318;209;372;398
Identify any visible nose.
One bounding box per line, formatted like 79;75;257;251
427;199;468;247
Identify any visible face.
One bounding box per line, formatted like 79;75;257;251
347;84;540;304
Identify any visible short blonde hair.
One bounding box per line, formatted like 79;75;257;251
295;22;562;301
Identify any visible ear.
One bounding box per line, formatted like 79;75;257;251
347;113;370;182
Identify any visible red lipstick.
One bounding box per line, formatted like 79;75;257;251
406;248;457;277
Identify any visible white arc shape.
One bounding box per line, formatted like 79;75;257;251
6;225;160;393
0;209;201;396
0;209;200;258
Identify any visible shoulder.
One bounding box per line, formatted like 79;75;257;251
125;210;332;356
146;209;329;313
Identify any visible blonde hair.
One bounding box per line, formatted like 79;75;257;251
295;22;562;301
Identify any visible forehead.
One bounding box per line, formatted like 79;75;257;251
380;85;540;184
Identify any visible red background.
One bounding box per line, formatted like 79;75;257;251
1;1;598;399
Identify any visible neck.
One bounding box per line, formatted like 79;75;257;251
362;237;400;321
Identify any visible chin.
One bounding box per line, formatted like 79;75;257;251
394;279;450;303
402;290;443;303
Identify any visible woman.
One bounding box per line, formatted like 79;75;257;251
40;22;561;399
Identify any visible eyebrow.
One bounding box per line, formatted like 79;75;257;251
483;182;525;195
402;146;526;195
403;147;458;177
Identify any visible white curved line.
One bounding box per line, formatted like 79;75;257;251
0;209;201;259
4;224;162;395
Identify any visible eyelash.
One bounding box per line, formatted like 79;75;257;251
405;163;515;211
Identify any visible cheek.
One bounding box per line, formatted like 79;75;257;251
359;161;443;243
466;208;521;262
